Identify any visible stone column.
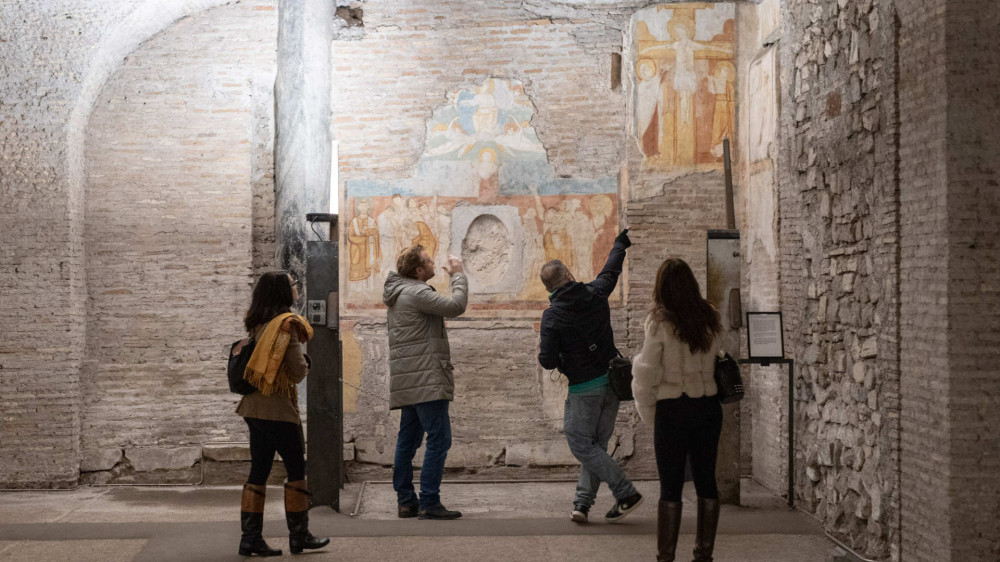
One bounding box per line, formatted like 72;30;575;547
275;0;333;287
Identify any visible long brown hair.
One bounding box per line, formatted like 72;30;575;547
244;270;294;332
651;258;721;354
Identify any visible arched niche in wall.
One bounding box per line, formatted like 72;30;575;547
79;1;277;464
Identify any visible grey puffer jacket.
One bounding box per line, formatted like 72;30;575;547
383;271;468;409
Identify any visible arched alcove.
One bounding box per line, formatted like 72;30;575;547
79;1;277;473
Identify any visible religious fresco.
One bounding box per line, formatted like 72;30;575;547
757;0;781;45
632;3;736;168
743;46;779;263
344;78;618;307
747;46;777;164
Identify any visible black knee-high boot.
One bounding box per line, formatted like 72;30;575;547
284;480;330;554
239;483;282;557
692;497;720;561
657;501;683;562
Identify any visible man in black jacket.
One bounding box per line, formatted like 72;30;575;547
538;229;642;524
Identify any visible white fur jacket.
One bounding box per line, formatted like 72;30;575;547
630;313;721;423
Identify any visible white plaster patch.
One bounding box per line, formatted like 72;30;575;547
450;205;525;294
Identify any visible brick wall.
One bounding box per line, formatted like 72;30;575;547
80;2;276;474
896;1;950;560
943;1;1000;559
0;0;150;487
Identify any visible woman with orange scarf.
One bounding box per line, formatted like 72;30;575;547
235;271;329;557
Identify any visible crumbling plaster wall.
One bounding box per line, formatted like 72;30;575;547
332;0;646;472
735;0;782;490
777;0;900;558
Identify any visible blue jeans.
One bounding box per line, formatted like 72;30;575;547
564;384;638;508
393;399;452;510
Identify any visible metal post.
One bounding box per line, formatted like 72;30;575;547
723;138;736;230
305;237;342;511
788;359;794;508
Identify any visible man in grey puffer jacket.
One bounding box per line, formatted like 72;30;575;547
383;244;468;520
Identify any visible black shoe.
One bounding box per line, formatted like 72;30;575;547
289;532;330;554
398;501;419;519
605;492;644;522
570;504;589;523
417;504;462;520
238;536;282;557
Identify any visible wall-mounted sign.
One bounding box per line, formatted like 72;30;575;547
746;311;784;360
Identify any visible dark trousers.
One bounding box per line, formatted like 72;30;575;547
654;395;723;502
393;399;452;510
245;417;306;485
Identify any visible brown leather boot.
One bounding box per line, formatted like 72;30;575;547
239;483;281;557
692;497;720;561
284;480;330;554
657;501;683;562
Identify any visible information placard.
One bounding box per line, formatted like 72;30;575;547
746;311;784;360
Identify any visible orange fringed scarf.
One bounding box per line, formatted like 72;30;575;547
243;313;313;397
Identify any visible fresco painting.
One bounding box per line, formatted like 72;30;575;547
633;3;736;168
344;78;619;306
757;0;780;44
747;45;778;164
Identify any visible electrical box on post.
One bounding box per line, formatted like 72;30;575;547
307;300;327;325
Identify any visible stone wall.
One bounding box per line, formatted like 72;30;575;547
779;0;900;558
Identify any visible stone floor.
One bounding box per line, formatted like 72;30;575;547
0;479;837;561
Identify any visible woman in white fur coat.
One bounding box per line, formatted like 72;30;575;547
631;258;723;562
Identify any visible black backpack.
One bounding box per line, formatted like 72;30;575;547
227;337;258;395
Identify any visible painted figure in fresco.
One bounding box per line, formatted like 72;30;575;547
462;79;499;137
708;62;735;158
496;119;546;156
568;199;596;280
636;59;670;159
532;185;574;269
521;207;545;295
476;148;500;201
435;204;452;271
537;229;643;525
671;22;730;165
638;15;732;166
587;195;615;276
347;198;381;289
425;119;474;158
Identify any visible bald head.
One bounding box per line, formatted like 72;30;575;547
540;260;574;292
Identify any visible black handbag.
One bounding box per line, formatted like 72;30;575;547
608;351;634;401
227;337;259;395
713;351;744;404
